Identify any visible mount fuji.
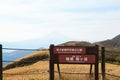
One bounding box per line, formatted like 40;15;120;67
2;32;76;65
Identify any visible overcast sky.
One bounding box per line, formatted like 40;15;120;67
0;0;120;42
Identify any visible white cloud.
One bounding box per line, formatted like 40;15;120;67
0;21;55;42
0;0;120;42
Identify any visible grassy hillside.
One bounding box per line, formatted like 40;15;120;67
59;41;94;46
3;49;49;70
3;41;120;80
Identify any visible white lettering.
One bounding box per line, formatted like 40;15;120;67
76;57;79;61
84;57;88;61
66;57;69;61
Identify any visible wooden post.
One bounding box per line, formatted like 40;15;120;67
89;64;93;79
49;45;54;80
101;47;105;80
95;45;99;80
0;45;2;80
57;63;62;79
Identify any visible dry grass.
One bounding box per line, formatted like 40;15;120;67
3;61;120;80
3;61;49;80
105;63;120;76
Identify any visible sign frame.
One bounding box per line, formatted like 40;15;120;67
49;44;99;80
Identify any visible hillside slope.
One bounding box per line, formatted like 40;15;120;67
97;34;120;47
3;49;49;70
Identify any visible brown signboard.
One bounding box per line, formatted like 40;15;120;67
58;55;96;64
53;46;86;54
49;45;99;80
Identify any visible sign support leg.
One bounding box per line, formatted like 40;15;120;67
57;63;62;80
89;64;93;79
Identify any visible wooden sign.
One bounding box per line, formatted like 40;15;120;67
49;45;99;80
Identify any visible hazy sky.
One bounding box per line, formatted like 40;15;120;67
0;0;120;42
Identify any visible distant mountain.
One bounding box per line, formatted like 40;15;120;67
2;32;75;65
2;32;75;49
96;34;120;47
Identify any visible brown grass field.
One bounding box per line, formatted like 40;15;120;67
3;50;120;80
3;61;120;80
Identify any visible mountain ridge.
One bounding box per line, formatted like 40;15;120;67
96;34;120;47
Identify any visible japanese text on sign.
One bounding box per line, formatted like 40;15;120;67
54;47;86;54
59;55;96;64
